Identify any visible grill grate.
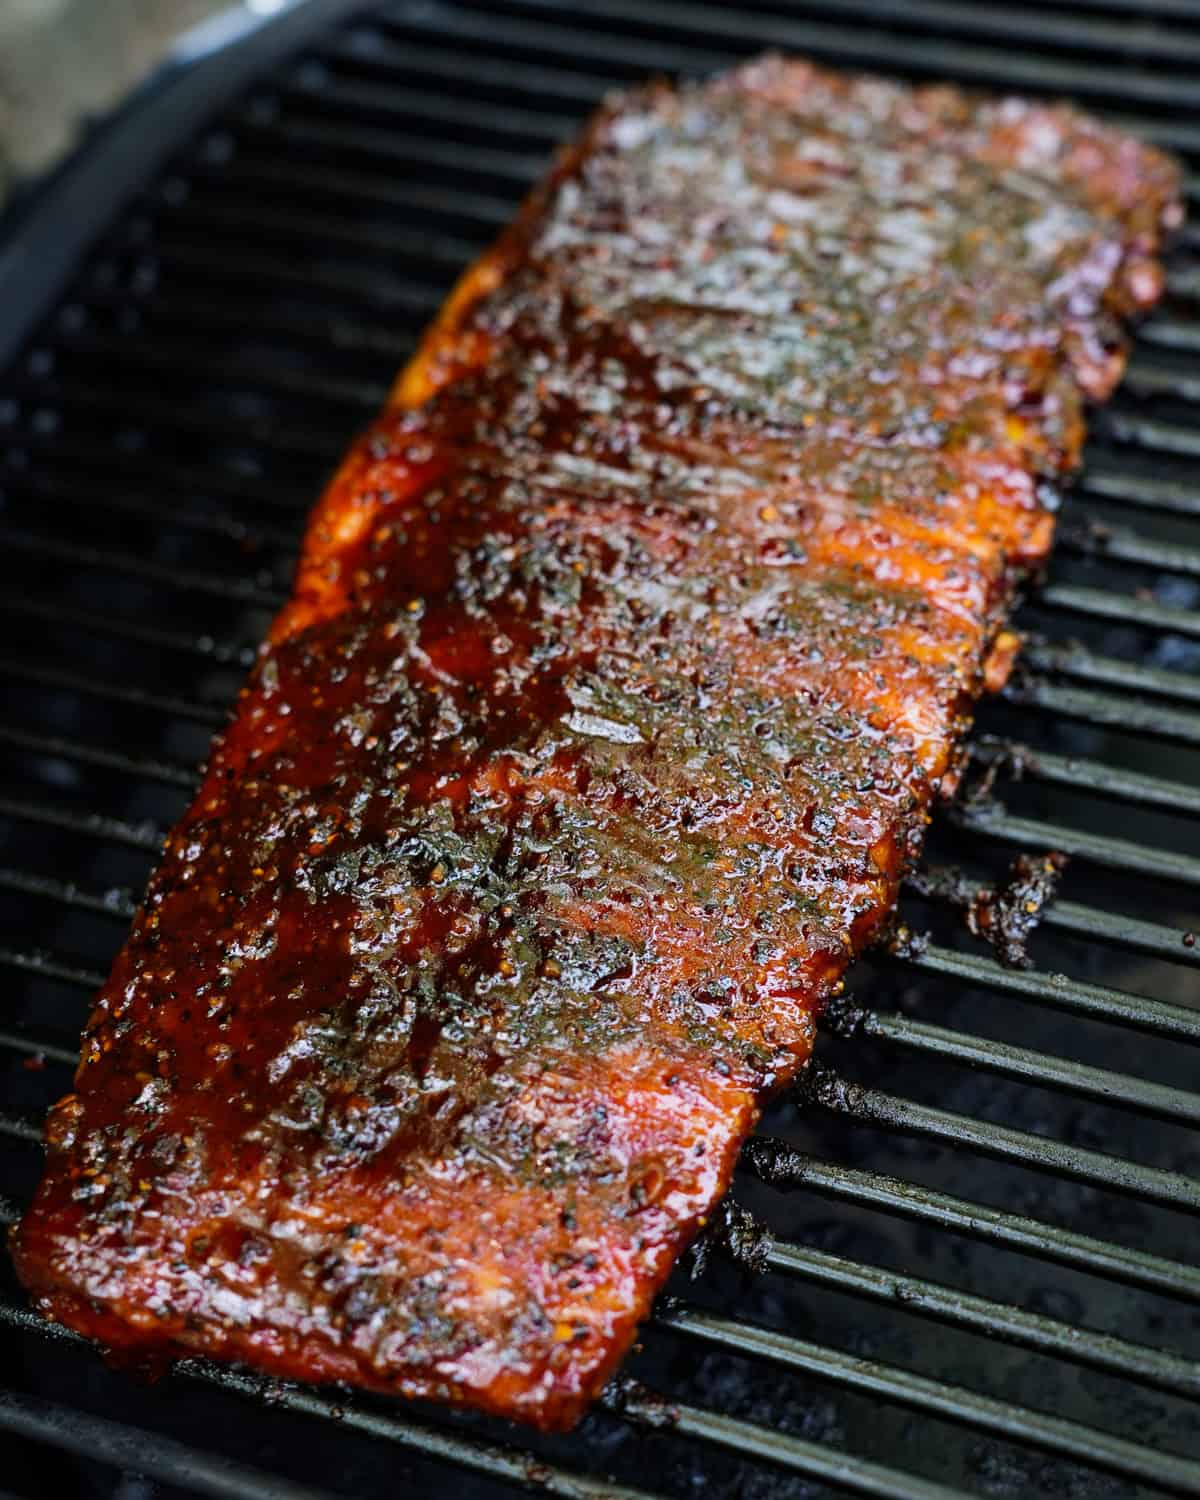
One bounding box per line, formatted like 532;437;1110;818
2;1;1199;1496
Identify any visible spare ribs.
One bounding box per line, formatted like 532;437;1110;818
12;58;1180;1429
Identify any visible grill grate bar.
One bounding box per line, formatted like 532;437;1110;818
0;946;126;991
0;658;226;726
760;1235;1200;1399
1004;674;1200;746
1;468;299;550
1166;267;1200;301
0;724;197;789
149;240;442;323
1037;581;1200;639
854;1009;1200;1124
0;796;163;854
201;151;516;226
398;0;1200;129
319;29;616;106
0;1386;335;1500
1133;316;1200;355
37;382;350;463
799;1062;1200;1212
755;0;1200;64
0;593;255;666
278;70;582;143
653;1308;1200;1497
17;363;379;435
743;1137;1200;1303
175;1371;658;1500
75;283;417;364
0;867;135;922
1060;514;1200;577
152;210;475;291
1019;642;1200;710
1077;0;1200;18
1164;269;1200;304
900;942;1200;1042
1;431;311;512
0;1029;76;1064
1029;897;1200;965
1100;411;1200;458
242;114;546;186
129;237;441;325
1080;466;1200;518
0;528;285;610
951;800;1200;885
0;1028;75;1067
1122;359;1200;407
0;1113;48;1145
604;1376;973;1500
1;426;309;507
35;331;391;416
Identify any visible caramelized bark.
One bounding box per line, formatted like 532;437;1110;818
12;59;1179;1429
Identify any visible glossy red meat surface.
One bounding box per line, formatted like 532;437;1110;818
11;58;1180;1429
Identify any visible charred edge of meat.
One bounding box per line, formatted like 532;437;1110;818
910;852;1068;968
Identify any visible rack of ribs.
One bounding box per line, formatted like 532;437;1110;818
11;57;1181;1430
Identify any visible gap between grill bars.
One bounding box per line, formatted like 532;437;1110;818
2;2;1200;1499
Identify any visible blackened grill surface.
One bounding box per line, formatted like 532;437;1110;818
2;1;1200;1497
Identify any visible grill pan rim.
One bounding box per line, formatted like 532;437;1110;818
0;0;369;375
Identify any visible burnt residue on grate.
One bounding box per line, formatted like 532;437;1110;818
908;852;1070;968
686;1199;775;1281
